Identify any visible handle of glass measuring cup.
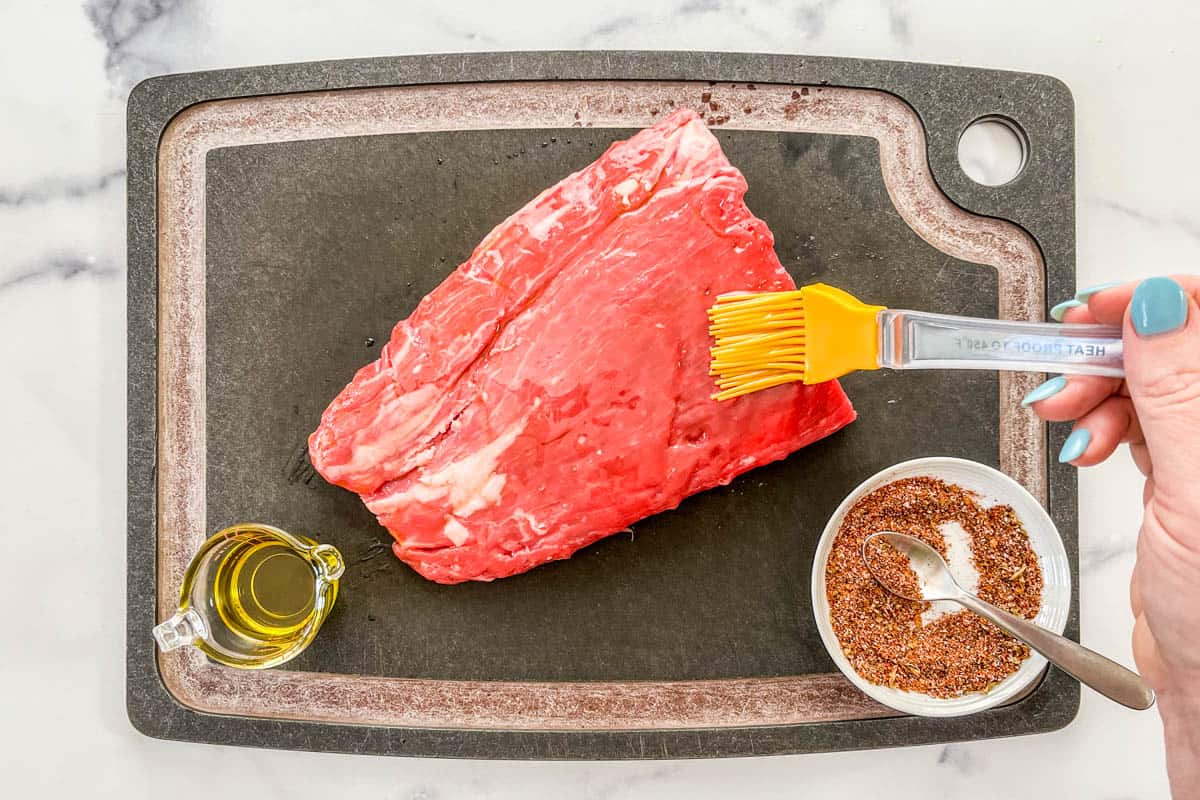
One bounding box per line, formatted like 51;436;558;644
310;543;346;582
877;310;1125;377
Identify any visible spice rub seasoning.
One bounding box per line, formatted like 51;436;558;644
825;476;1043;697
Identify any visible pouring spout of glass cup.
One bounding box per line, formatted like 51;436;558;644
152;608;208;652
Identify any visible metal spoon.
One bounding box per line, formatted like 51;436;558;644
862;531;1155;710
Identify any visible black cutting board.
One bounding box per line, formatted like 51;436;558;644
127;51;1079;758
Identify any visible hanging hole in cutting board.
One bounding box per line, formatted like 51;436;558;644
957;116;1029;186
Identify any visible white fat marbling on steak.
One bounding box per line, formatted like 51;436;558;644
613;177;639;206
513;510;548;538
524;202;573;242
367;415;526;517
442;517;471;546
327;384;441;482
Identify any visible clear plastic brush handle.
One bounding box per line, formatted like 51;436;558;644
877;310;1125;377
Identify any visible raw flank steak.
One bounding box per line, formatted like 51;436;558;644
309;109;856;583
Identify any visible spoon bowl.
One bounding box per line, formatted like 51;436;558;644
862;531;961;602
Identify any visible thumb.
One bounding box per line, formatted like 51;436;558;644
1123;276;1200;514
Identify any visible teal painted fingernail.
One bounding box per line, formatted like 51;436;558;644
1131;276;1188;336
1050;299;1083;322
1074;281;1123;302
1058;428;1091;463
1021;376;1067;406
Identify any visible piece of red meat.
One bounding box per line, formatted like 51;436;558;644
309;109;855;583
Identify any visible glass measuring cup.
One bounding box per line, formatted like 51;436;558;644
152;523;345;669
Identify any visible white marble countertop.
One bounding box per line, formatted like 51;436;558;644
3;0;1195;796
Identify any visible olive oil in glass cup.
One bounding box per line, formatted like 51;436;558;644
152;523;344;669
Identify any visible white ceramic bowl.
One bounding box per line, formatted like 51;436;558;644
811;457;1071;717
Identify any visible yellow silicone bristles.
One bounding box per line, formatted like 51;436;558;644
707;283;886;400
708;291;808;400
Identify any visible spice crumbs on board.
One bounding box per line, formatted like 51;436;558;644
826;476;1043;698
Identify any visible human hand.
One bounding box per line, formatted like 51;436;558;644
1024;276;1200;797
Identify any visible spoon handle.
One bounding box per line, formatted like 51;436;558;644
955;594;1155;710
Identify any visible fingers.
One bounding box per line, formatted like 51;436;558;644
1071;283;1134;326
1024;374;1124;421
1059;303;1103;325
1026;300;1121;422
1120;278;1200;518
1057;396;1143;466
1084;274;1200;326
1039;277;1200;480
